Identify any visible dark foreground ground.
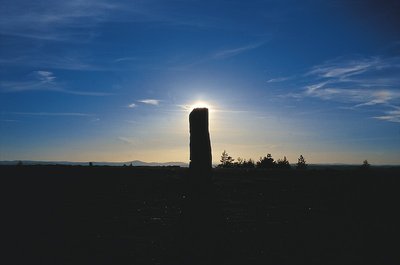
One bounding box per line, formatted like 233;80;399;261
2;165;400;265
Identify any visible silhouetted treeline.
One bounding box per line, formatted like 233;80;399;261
218;150;256;168
218;151;303;169
218;150;371;170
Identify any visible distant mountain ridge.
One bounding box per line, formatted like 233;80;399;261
0;160;188;167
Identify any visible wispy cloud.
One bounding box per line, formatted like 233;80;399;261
170;41;269;70
0;1;239;43
277;55;400;123
304;87;400;107
0;1;271;73
0;0;120;41
6;112;93;117
36;71;56;82
305;81;331;94
304;56;400;105
354;90;400;107
294;55;400;122
307;58;376;79
114;57;138;63
267;76;292;83
117;136;135;145
0;70;112;96
374;108;400;123
128;103;137;108
126;99;161;109
61;90;112;96
214;42;266;59
138;99;161;105
0;55;104;71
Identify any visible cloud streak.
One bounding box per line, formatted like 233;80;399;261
374;108;400;123
304;56;400;105
0;0;238;43
0;55;105;71
214;42;266;59
114;57;138;63
307;59;375;79
138;99;161;105
36;71;56;82
292;55;400;122
117;137;135;145
0;0;120;41
267;76;292;83
0;70;112;96
5;112;93;117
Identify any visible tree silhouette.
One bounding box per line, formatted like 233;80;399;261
277;156;291;169
234;157;244;168
360;160;370;170
257;154;275;169
219;150;235;168
231;157;256;168
296;155;307;170
242;158;255;168
216;150;309;170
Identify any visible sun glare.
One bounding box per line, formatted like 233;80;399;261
191;101;212;110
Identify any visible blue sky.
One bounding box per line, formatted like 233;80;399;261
1;0;399;164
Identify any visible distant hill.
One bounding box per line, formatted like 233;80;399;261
1;160;398;169
0;160;188;167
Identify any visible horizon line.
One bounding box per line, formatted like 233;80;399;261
1;159;399;167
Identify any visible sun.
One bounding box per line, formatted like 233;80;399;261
190;101;212;110
181;100;216;114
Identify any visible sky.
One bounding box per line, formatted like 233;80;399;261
1;0;400;164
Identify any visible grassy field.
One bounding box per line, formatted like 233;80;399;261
2;165;400;265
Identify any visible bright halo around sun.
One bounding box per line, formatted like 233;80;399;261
190;101;213;111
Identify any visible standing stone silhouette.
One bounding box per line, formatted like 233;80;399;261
181;107;225;264
189;108;212;175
